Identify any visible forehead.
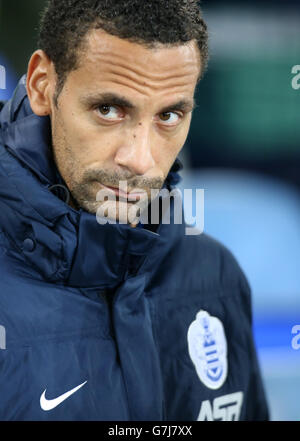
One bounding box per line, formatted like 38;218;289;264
74;29;201;94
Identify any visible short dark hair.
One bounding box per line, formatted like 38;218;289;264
38;0;209;103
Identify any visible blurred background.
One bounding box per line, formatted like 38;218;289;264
0;0;300;421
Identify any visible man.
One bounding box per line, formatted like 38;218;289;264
0;0;268;421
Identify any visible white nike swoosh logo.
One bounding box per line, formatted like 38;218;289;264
40;381;87;411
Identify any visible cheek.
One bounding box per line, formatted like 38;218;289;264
162;122;191;157
64;115;92;150
59;114;104;161
153;142;182;177
163;123;191;170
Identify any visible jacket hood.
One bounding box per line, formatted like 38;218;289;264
0;75;185;289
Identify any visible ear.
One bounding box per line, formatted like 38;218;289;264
26;50;55;116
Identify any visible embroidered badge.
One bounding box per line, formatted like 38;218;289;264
187;310;228;390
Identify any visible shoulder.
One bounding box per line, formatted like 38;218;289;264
179;231;251;297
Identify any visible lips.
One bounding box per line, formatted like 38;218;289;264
102;185;145;201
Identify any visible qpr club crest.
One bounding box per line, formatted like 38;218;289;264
187;310;228;390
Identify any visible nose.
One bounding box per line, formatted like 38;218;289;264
114;123;155;176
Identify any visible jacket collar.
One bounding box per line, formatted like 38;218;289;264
0;76;185;288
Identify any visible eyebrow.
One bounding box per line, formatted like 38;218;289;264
80;92;197;113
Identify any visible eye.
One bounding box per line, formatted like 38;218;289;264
97;105;122;120
158;112;181;125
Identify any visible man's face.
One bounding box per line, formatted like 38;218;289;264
47;29;201;224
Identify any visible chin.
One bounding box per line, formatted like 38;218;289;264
71;198;98;215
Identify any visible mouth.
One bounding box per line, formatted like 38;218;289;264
101;184;146;201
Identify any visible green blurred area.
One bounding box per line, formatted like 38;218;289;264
0;0;47;75
190;56;300;159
